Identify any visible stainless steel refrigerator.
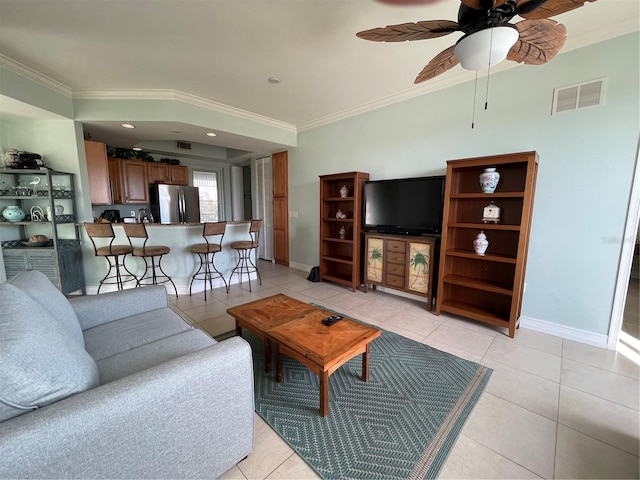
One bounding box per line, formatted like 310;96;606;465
149;184;200;224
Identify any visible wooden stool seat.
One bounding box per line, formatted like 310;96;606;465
95;244;134;256
132;245;170;257
190;243;222;255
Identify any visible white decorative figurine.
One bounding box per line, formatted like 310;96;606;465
473;231;489;255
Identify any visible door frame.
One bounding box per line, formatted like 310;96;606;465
608;137;640;349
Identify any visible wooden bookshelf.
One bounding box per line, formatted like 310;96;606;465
435;151;538;337
319;172;369;291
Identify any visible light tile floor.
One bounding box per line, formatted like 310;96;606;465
169;261;640;479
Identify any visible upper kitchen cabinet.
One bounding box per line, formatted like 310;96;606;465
107;158;149;204
84;141;111;205
147;163;188;185
119;160;149;203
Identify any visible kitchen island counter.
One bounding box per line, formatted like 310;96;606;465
82;222;257;295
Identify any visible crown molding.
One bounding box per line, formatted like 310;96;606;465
298;67;487;132
72;88;297;133
0;54;72;98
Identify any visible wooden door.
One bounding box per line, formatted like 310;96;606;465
272;151;289;266
121;160;149;203
84;141;111;204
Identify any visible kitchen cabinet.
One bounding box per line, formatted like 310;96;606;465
0;168;85;293
364;233;437;310
107;157;122;204
435;151;538;337
84;140;111;204
147;163;188;185
108;158;149;204
319;171;369;291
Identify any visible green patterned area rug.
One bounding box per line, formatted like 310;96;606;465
246;312;492;480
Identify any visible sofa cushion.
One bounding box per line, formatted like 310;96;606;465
83;308;193;362
96;329;217;383
0;283;100;421
8;270;84;347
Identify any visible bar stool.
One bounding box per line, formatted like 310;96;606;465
189;221;228;300
229;219;263;292
123;223;177;297
84;222;137;294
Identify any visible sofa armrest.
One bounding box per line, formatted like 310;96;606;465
0;336;255;479
69;285;169;330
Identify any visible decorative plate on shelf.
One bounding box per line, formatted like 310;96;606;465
21;241;49;247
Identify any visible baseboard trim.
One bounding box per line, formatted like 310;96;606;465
289;261;312;273
520;315;609;349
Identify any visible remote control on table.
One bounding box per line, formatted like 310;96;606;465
322;315;343;326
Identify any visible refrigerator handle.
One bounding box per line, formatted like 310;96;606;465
178;189;185;224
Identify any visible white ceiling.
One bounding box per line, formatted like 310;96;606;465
0;0;638;157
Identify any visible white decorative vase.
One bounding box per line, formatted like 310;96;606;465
473;231;489;255
479;167;500;193
2;205;26;222
339;225;346;239
340;185;349;198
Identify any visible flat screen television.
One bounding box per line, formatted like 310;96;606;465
363;175;445;236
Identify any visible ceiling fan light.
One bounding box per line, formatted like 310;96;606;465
454;26;519;71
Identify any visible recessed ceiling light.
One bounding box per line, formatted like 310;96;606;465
132;147;142;151
121;123;135;129
206;132;217;137
268;77;281;84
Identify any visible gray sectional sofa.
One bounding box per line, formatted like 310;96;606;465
0;270;254;479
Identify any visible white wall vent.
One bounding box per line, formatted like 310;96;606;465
552;78;606;115
176;141;192;150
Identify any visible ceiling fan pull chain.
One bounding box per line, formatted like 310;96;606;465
472;70;479;129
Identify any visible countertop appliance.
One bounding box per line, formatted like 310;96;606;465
149;184;200;224
100;209;121;223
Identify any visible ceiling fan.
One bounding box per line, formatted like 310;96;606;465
357;0;597;83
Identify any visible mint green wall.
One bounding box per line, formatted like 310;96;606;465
0;66;74;118
1;119;90;219
289;32;639;336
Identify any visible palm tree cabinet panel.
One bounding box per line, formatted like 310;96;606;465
319;172;369;291
435;151;538;337
363;233;437;310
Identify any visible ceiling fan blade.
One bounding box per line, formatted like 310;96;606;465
460;0;509;9
517;0;597;20
356;20;459;42
415;46;460;83
507;19;567;65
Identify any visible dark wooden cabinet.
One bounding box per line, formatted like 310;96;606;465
435;151;538;337
319;171;369;291
364;233;437;310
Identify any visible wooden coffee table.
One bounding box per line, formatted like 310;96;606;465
228;294;381;416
